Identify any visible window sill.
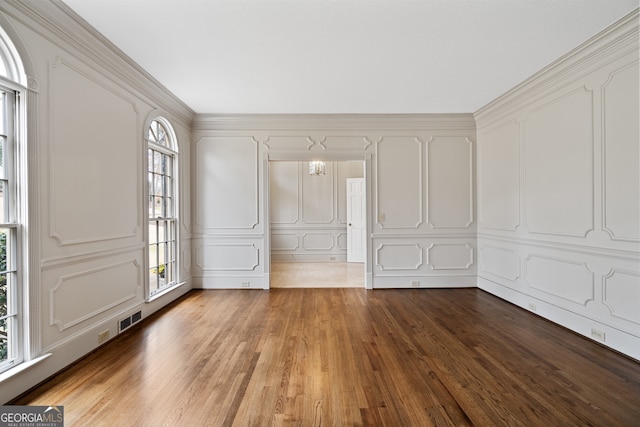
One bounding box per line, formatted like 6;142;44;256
146;280;187;302
0;353;52;384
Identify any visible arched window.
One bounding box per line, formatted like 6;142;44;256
147;117;179;298
0;24;26;374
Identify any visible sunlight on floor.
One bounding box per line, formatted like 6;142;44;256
270;262;364;288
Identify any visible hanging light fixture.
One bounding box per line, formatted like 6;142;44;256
309;160;326;176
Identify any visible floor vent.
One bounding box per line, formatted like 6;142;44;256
119;310;143;333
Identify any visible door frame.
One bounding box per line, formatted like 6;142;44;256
263;153;373;289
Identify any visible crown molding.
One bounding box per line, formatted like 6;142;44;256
474;7;639;127
1;0;195;127
193;113;476;132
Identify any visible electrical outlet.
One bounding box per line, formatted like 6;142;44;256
379;213;385;222
591;328;606;342
241;282;250;288
528;303;537;312
410;280;420;287
98;330;110;343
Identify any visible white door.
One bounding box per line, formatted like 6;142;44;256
346;178;366;263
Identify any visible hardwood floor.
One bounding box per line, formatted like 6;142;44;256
13;289;640;426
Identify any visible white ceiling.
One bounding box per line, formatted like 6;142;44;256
62;0;638;114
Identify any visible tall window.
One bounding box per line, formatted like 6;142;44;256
147;118;178;297
0;22;25;375
0;86;20;373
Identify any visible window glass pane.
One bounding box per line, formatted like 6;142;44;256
0;229;7;273
154;196;163;218
159;242;166;266
0;91;5;137
149;268;158;294
153;151;162;174
149;221;157;245
0;136;5;179
164;197;172;219
164;263;173;284
147;148;153;170
0;282;6;318
154;174;163;198
0;181;6;224
0;317;7;363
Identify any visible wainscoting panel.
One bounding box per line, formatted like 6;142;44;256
524;255;594;306
376;137;422;229
48;57;140;248
194;136;259;230
603;269;640;325
427;243;474;270
523;88;594;237
427;137;473;229
196;243;260;271
477;120;520;231
602;61;640;242
269;161;300;224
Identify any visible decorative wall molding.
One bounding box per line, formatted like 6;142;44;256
479;245;520;282
524;254;595;306
301;232;335;251
427;243;474;270
426;136;474;229
194;113;476;132
194;136;260;230
48;56;141;246
376;243;423;271
477;119;520;232
270;233;300;252
196;243;260;271
523;86;595;238
49;259;141;331
601;60;640;242
602;268;640;325
376;137;423;229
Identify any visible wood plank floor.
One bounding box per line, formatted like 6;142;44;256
13;289;640;426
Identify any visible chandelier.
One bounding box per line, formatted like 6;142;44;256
308;161;326;176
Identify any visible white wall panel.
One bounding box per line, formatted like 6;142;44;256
195;137;258;229
479;245;520;283
49;259;140;332
197;243;259;271
603;269;640;324
524;88;594;237
478;121;520;231
376;243;423;271
525;255;594;306
427;243;473;270
270;162;299;224
271;232;299;251
49;57;139;246
427;137;473;229
602;62;640;241
302;232;334;251
376;137;422;229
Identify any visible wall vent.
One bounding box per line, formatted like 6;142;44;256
119;310;143;333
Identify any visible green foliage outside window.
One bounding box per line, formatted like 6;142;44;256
0;232;7;361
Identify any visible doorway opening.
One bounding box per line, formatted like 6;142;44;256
266;159;368;288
